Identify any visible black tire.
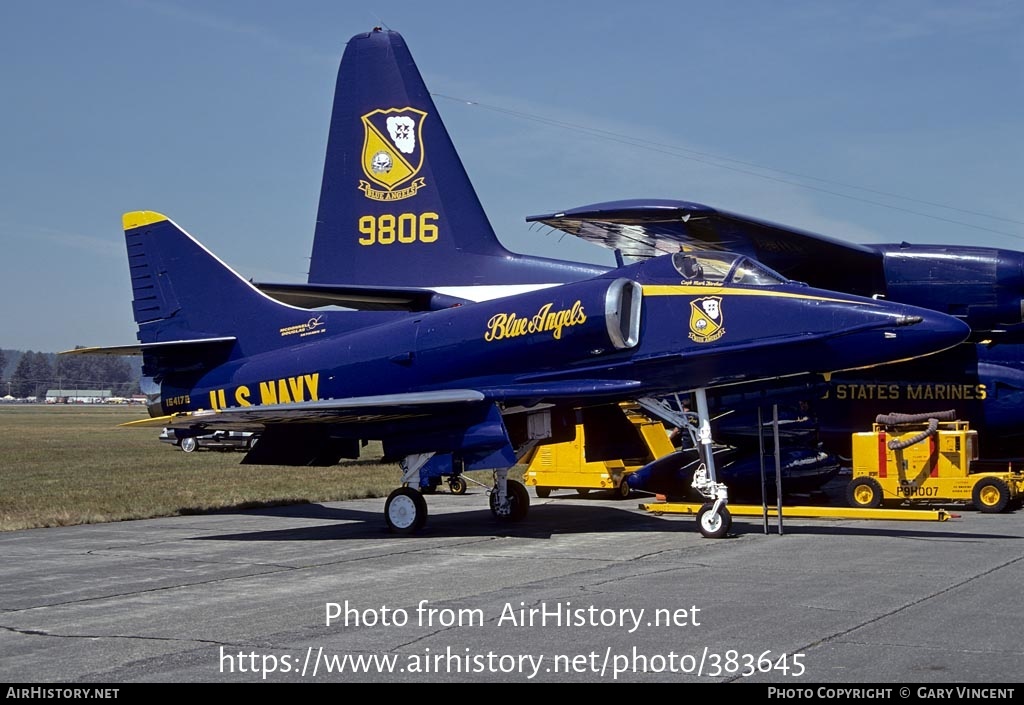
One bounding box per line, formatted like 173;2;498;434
534;486;551;499
449;476;468;495
180;437;198;453
613;478;632;500
696;503;731;539
384;487;428;533
846;477;883;509
490;480;530;522
972;477;1012;513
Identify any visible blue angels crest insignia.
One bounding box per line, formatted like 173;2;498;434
688;296;725;343
359;107;427;201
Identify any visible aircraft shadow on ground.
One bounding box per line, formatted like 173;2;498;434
188;493;1020;543
192;498;679;542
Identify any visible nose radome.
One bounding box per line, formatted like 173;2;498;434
891;306;972;359
919;309;971;347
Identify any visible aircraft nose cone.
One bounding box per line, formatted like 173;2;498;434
826;303;971;374
857;306;970;368
911;309;972;354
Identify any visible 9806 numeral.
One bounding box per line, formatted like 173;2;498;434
358;212;439;245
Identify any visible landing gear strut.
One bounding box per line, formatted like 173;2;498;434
637;390;733;537
690;388;731;538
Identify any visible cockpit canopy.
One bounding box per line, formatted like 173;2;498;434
671;251;788;287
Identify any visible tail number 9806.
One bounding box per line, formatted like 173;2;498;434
358;212;439;246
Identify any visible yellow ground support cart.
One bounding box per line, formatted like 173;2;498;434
523;412;676;499
848;410;1024;513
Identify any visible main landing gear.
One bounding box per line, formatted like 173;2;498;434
384;487;427;534
488;467;529;522
384;455;529;534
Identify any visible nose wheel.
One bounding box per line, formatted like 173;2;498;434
696;503;731;539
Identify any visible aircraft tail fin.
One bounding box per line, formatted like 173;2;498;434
307;28;604;294
123;211;313;353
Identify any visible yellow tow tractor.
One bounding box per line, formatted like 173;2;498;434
848;410;1024;513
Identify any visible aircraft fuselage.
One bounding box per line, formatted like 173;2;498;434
150;252;969;432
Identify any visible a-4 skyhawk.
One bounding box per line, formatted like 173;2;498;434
66;209;969;537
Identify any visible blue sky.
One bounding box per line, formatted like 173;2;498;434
2;0;1022;352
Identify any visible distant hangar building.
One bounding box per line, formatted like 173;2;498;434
45;389;113;404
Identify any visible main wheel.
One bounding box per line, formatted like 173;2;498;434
384;487;428;534
490;480;530;522
696;503;731;539
449;476;468;495
534;486;551;499
846;477;883;508
973;477;1011;513
180;437;198;453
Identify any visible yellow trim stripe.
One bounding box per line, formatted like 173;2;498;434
641;285;872;305
122;211;169;230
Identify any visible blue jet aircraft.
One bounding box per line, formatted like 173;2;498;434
259;29;1023;501
66;209;967;538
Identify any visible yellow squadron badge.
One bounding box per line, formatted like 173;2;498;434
359;107;427;201
688;296;725;343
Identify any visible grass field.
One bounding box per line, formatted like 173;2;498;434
0;404;507;531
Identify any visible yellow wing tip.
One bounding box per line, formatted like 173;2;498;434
122;211;168;230
120;409;218;428
120;414;176;428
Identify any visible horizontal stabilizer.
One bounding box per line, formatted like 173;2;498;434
59;337;236;356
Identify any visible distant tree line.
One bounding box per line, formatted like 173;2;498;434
1;348;139;399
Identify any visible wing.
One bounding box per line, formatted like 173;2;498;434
125;389;490;431
527;199;887;298
136;390;493;467
60;337;238;377
130;382;643;467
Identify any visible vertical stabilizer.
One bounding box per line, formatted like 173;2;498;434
308;28;605;291
125;211;320;352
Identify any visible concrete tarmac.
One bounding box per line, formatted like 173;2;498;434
2;482;1023;685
